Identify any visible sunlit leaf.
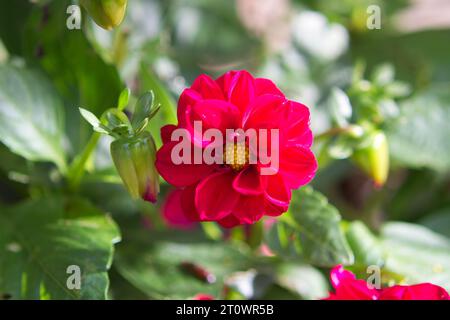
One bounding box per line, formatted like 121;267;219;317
0;65;66;172
387;86;450;171
380;222;450;291
0;197;121;299
266;187;354;267
114;221;251;299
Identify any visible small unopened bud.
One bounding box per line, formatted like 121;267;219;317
80;0;128;30
352;130;389;187
111;131;159;203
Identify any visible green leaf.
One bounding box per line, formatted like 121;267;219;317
224;268;276;299
0;0;31;56
385;81;411;97
327;136;354;159
275;263;329;300
139;65;177;147
22;1;123;154
379;99;400;119
0;65;66;172
0;197;121;299
371;63;395;86
79;107;101;128
329;87;352;127
114;223;252;299
342;221;450;289
167;0;260;72
420;208;450;238
117;88;131;112
386;86;450;171
345;221;384;267
102;109;132;138
131;91;155;130
267;187;354;267
380;222;450;291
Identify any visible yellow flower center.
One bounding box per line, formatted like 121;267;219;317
223;142;249;171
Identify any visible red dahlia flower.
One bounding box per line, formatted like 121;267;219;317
326;265;449;300
156;70;317;228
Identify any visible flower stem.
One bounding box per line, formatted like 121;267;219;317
315;127;352;142
67;132;101;191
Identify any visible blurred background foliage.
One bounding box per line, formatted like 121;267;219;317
0;0;449;300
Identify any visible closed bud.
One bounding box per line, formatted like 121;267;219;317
110;132;159;203
352;130;389;187
80;0;128;30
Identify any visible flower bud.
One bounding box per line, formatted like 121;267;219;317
80;0;127;30
110;131;159;203
352;130;389;187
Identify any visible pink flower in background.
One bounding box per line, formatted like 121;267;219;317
156;70;317;228
326;265;449;300
380;283;449;300
162;188;196;229
193;294;214;300
326;265;379;300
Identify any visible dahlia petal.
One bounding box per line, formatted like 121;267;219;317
232;195;265;224
254;78;284;97
330;265;357;288
155;141;215;187
326;266;449;300
192;99;240;130
279;146;318;189
380;283;450;300
242;94;288;130
217;214;241;228
329;280;379;300
287;129;313;148
161;124;177;144
193;294;215;300
216;70;239;97
233;166;262;195
162;189;195;229
285;101;313;147
182;99;240;145
180;184;200;221
179;99;240;147
195;170;240;221
263;199;287;216
327;266;379;300
260;173;291;207
191;74;225;100
243;97;313;152
227;70;255;112
178;89;202;127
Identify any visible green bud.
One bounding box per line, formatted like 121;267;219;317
80;0;128;30
352;130;389;187
131;91;160;134
110;132;159;202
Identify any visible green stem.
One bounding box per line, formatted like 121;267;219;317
247;220;263;250
315;127;353;142
362;188;388;231
67;132;101;191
